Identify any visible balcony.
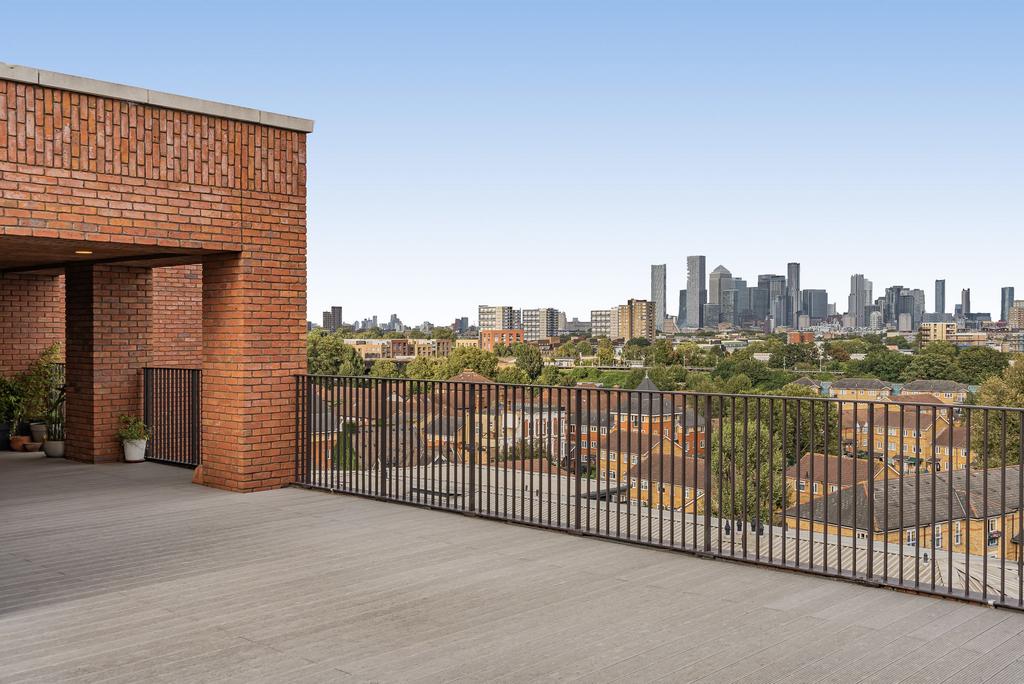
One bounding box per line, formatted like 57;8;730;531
6;449;1024;682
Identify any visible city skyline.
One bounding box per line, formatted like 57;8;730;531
329;259;1017;330
3;2;1018;324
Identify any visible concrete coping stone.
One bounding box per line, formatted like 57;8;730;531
1;62;314;133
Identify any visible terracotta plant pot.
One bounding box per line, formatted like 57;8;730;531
24;442;43;452
9;435;30;452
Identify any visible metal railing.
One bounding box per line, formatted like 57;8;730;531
143;367;201;468
294;375;1024;609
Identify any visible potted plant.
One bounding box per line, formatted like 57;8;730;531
118;415;149;463
21;345;62;444
42;385;66;458
0;377;23;451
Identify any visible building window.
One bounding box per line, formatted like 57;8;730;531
906;529;917;546
630;478;637;488
797;480;807;492
954;521;962;545
829;485;838;493
812;483;820;494
935;525;942;547
630;455;638;465
641;480;649;491
608;471;616;481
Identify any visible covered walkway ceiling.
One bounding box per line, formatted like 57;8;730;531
0;234;231;274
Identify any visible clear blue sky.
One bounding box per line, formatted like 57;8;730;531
4;1;1021;323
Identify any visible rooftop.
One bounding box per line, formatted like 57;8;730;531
5;452;1024;681
0;61;314;132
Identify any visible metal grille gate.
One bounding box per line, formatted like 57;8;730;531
142;367;201;468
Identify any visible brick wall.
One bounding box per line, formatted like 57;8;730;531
0;76;307;488
0;273;64;375
65;265;152;463
0;266;201;378
151;265;202;367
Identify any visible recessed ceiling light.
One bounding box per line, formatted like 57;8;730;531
74;250;93;255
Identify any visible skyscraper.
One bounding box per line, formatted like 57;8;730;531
1001;287;1016;323
677;289;686;326
934;279;946;314
847;274;872;328
787;262;801;327
801;289;828;323
759;274;787;328
961;289;971;317
322;306;344;331
650;264;667;331
708;265;733;306
686;256;707;328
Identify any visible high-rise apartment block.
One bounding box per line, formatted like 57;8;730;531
591;309;612;338
521;307;559;341
686;256;707;328
478;305;516;330
614;299;656;342
322;306;344;331
1008;301;1024;330
961;289;971;318
935;279;946;314
650;264;667;331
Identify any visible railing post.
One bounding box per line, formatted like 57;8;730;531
142;368;151;459
704;394;712;553
191;369;201;466
574;387;582;531
377;378;387;498
468;383;477;513
294;375;301;484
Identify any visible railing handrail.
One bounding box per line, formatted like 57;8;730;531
293;374;1024;414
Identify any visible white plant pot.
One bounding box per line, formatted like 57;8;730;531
123;439;148;463
42;440;65;458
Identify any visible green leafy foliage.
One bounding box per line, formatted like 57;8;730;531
307;329;364;376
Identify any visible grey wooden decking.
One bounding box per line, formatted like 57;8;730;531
4;453;1024;683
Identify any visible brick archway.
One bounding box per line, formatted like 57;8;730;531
0;63;312;491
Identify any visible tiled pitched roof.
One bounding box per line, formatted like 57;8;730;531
785;466;1023;531
832;378;893;390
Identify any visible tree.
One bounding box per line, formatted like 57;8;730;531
850;349;911;382
537;366;572;387
902;350;961;383
307;329;364;376
596;338;616;366
369;360;403;378
496;366;530;385
957;347;1009;385
644;340;676;366
511;343;544;379
432;327;455;340
710;415;787;523
405;356;444;380
970;364;1024;466
438;346;499;379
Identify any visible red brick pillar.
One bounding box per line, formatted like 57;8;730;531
200;248;305;491
65;265;153;463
